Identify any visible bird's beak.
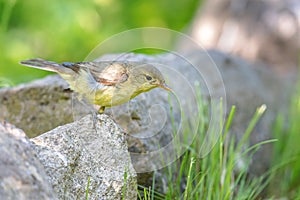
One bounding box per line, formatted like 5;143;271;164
159;83;172;91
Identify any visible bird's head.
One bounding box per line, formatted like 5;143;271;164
130;63;171;95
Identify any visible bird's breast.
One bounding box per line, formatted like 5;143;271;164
93;86;134;107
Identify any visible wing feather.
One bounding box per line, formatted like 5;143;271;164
73;62;129;86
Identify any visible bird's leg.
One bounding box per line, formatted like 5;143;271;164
89;106;105;128
98;106;105;114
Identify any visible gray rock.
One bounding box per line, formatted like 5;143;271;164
0;121;56;200
31;114;137;200
0;75;73;138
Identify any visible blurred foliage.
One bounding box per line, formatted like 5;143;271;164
0;0;200;84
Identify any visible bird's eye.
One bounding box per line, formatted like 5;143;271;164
145;75;152;81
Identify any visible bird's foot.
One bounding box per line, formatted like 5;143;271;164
98;106;105;114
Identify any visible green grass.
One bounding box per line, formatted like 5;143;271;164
85;176;90;200
137;92;273;199
137;82;300;199
267;83;300;199
137;104;270;199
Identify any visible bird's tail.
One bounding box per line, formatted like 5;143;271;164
20;58;73;74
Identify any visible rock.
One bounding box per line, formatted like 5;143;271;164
0;121;56;200
0;75;73;137
31;114;137;200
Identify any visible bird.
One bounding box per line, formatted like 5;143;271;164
20;58;171;113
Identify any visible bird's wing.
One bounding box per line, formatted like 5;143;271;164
74;62;129;86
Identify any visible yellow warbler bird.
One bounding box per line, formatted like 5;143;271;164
20;58;171;113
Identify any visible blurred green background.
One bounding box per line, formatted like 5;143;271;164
0;0;200;85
